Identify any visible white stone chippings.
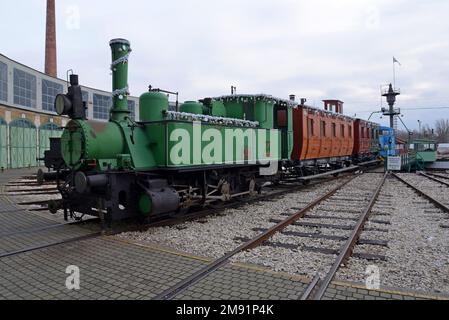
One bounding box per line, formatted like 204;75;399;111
117;177;349;259
337;174;449;295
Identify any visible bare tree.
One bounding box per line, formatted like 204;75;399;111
435;119;449;143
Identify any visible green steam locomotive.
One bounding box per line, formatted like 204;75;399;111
52;39;291;224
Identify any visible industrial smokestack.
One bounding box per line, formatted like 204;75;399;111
45;0;57;77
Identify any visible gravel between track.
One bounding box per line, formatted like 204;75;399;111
117;176;354;259
337;174;449;295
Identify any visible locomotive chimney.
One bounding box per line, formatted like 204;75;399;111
45;0;57;77
109;38;131;122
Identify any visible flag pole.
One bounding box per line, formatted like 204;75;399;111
393;57;396;89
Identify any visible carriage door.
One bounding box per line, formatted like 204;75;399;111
274;105;288;159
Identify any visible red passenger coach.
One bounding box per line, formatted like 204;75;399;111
353;119;379;161
291;102;355;165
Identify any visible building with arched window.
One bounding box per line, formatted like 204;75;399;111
0;53;140;169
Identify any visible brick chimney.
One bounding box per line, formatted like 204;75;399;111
45;0;57;77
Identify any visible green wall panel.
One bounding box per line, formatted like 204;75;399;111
9;119;37;169
0;119;7;169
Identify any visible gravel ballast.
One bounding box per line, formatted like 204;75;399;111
118;172;449;295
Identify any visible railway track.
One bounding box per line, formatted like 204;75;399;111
152;171;388;300
425;172;449;181
419;172;449;187
0;172;358;259
392;173;449;214
300;172;388;299
0;163;381;265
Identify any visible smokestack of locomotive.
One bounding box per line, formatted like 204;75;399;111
110;39;132;121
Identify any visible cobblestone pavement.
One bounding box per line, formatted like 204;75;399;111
0;238;205;300
0;169;96;256
1;168;448;300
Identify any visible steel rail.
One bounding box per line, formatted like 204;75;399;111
303;171;388;300
0;218;100;239
0;232;102;259
419;172;449;187
424;172;449;181
152;174;360;300
392;173;449;214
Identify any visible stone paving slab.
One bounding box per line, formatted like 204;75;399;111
174;264;308;300
0;224;95;255
323;281;449;301
0;237;205;300
0;208;60;234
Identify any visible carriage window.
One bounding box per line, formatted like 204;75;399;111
348;125;352;138
332;123;336;137
276;109;288;127
320;121;326;137
243;102;255;121
341;124;345;138
308;119;314;137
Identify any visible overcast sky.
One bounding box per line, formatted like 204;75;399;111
1;0;448;129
